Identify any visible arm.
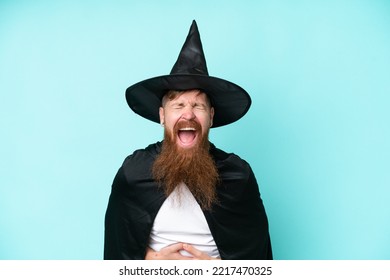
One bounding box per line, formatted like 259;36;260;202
104;165;153;260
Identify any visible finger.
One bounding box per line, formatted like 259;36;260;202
162;243;185;253
173;253;195;260
161;243;195;260
182;244;205;259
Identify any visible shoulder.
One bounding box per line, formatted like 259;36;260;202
211;145;262;204
108;142;165;211
122;141;161;167
210;143;253;178
114;142;161;186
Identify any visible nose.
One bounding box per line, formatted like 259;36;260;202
181;106;196;120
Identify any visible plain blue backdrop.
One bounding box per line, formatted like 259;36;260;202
1;0;389;259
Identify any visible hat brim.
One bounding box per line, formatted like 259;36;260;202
125;74;251;128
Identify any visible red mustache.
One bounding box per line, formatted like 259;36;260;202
174;120;201;132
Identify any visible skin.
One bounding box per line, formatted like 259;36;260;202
145;243;220;260
145;89;220;260
159;89;214;149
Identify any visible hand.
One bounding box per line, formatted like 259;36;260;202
182;243;221;260
145;243;194;260
145;243;221;260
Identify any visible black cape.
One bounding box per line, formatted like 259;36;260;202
104;142;272;260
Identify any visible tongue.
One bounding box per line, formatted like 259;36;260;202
178;131;195;143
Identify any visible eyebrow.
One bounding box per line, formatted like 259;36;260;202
161;90;212;107
170;100;208;107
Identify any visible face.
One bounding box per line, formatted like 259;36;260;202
159;90;214;149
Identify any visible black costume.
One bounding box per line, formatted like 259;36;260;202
104;142;272;260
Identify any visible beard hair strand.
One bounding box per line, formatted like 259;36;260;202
152;124;219;210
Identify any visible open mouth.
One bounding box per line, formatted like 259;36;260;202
177;127;197;145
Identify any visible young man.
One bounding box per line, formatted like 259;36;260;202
104;20;272;260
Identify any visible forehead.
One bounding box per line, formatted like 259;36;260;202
175;91;207;102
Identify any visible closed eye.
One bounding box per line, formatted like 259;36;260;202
193;103;207;110
171;102;185;109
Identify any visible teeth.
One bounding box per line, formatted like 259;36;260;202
179;127;196;131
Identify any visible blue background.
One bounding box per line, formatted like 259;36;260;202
1;0;389;259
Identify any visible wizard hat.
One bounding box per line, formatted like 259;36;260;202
125;20;251;128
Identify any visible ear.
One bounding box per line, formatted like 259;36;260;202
159;107;165;125
210;107;215;127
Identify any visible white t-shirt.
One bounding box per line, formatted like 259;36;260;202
148;183;220;258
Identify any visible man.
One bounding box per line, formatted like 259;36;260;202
104;20;272;260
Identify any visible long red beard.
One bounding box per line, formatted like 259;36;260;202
152;120;219;210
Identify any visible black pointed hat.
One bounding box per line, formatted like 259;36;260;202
125;20;251;128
